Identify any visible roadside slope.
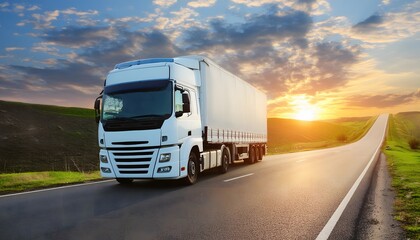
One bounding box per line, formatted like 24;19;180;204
385;112;420;239
0;101;99;173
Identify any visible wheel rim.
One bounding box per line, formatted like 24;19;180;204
190;160;196;176
188;155;197;182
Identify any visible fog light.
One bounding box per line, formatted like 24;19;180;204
159;153;171;162
100;155;108;163
101;167;111;173
157;166;172;173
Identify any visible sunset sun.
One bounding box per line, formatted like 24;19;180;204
291;96;319;121
295;108;316;121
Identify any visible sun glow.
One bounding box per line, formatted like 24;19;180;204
291;96;319;121
295;108;316;121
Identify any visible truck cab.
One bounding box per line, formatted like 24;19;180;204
95;56;267;185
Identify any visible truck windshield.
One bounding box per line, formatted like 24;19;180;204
101;80;172;124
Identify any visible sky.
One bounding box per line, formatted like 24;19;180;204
0;0;419;120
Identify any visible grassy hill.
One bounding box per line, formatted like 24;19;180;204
0;101;99;173
268;116;375;153
0;100;376;173
385;112;420;238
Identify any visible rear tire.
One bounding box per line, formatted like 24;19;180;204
258;145;264;161
184;151;198;185
255;147;261;162
245;146;256;164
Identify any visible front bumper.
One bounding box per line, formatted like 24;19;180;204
99;145;180;179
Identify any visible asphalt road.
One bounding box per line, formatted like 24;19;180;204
0;114;388;240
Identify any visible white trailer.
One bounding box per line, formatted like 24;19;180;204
95;55;267;184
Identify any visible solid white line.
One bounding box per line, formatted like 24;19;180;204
0;179;114;199
223;173;254;182
316;116;387;240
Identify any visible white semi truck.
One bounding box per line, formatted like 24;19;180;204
94;56;267;184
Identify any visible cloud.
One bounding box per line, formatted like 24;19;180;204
183;7;312;51
155;7;199;33
0;2;10;8
61;7;98;16
153;0;177;7
81;30;182;68
26;7;99;29
31;10;60;29
105;16;152;25
350;7;420;43
0;24;187;107
346;89;420;108
231;0;330;15
43;26;118;48
179;6;362;98
5;47;25;52
311;42;359;92
352;14;384;32
188;0;216;8
10;61;100;87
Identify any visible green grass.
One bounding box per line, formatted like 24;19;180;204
0;171;101;194
385;113;420;239
0;100;94;118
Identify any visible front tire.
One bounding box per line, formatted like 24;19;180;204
184;151;198;185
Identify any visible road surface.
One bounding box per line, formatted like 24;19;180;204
0;114;388;240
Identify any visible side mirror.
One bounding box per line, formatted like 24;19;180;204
182;93;190;113
94;96;102;124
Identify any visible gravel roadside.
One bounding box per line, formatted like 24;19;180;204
356;153;406;239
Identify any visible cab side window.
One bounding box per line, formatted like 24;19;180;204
175;89;183;113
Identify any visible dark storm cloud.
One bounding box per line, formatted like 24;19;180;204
184;6;312;51
346;89;420;108
82;30;182;68
10;61;100;87
2;27;182;103
43;26;182;66
1;5;362;106
312;42;359;91
43;26;114;48
221;41;361;98
352;14;384;32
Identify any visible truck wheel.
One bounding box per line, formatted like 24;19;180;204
259;146;264;160
116;178;133;184
184;151;198;185
248;146;256;164
255;147;261;162
219;147;230;174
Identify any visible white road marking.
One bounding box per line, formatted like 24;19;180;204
0;179;114;199
223;173;254;182
296;159;305;163
316;116;387;240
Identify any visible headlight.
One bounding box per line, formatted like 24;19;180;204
100;155;108;163
159;153;171;162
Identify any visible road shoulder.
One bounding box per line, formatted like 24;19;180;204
356;153;405;239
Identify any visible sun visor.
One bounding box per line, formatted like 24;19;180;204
106;66;170;86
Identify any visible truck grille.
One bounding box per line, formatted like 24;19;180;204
110;150;156;175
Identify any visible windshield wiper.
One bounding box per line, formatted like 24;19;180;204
130;114;170;119
106;117;137;122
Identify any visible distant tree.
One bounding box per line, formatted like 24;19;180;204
408;138;419;150
337;133;348;142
